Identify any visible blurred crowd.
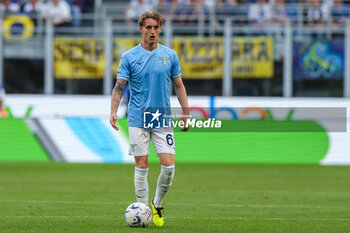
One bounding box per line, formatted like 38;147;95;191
0;0;349;29
0;0;94;27
125;0;350;28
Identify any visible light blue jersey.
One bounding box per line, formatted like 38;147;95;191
117;43;182;127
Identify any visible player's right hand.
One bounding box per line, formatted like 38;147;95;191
110;113;119;131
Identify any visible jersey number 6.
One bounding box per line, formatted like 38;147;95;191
166;134;174;146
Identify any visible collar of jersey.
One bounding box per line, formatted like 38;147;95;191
139;43;159;53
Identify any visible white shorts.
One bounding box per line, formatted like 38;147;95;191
128;127;175;156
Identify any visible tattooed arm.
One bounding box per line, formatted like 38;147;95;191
110;79;128;131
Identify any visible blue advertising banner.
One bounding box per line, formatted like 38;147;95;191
293;40;344;80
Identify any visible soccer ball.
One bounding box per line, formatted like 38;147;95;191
125;202;152;227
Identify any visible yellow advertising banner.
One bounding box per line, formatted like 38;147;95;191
173;37;224;79
54;38;141;79
54;37;273;79
173;37;274;79
232;37;274;78
54;38;105;79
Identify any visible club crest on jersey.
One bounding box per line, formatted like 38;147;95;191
160;57;169;65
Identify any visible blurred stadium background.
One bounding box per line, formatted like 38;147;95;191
0;0;349;164
0;0;350;232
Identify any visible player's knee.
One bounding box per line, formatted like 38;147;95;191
161;161;174;167
161;158;175;166
135;163;148;169
135;159;148;169
159;153;175;166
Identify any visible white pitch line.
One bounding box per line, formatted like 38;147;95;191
170;216;350;221
0;216;349;222
177;203;350;210
173;189;350;196
0;200;117;205
0;200;348;210
0;216;109;219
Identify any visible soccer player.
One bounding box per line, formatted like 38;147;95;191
109;11;189;227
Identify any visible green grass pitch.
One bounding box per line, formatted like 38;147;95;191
0;163;349;233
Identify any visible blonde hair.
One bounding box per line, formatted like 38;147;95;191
138;11;163;27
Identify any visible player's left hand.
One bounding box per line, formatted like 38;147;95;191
181;117;189;131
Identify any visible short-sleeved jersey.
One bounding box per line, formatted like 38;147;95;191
117;43;182;127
